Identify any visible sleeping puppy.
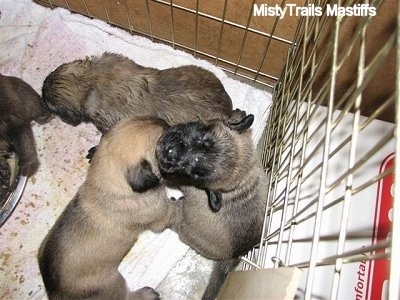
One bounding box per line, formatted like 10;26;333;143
38;117;176;300
156;115;268;299
41;52;235;133
0;74;51;176
41;52;243;210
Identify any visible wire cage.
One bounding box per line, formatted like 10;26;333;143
34;0;399;299
248;1;399;299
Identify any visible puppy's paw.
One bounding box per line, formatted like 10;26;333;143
19;157;39;177
228;108;248;123
35;110;53;125
129;286;160;300
86;145;97;163
226;113;254;133
0;141;11;159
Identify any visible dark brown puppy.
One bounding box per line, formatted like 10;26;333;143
156;115;268;300
38;117;176;300
0;74;51;176
41;52;234;133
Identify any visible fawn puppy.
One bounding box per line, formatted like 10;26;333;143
38;117;175;300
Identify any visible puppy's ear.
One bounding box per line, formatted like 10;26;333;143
227;114;254;133
126;159;160;193
206;190;223;213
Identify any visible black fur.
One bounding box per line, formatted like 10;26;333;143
85;145;97;162
156;115;255;191
156;121;226;187
126;159;160;192
207;190;223;213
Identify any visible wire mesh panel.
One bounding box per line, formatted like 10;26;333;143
249;0;399;299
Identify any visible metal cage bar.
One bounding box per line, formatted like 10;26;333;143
214;0;228;66
123;0;133;34
145;0;154;42
169;0;176;48
330;21;366;298
254;0;287;82
233;0;256;74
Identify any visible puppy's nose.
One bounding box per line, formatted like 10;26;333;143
164;138;186;160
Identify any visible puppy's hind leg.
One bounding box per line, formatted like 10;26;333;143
202;259;240;300
6;124;39;177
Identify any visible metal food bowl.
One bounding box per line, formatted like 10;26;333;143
0;153;27;227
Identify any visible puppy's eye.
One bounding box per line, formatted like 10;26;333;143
203;139;213;149
191;167;207;178
195;138;213;150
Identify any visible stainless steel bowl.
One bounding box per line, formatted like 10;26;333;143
0;153;27;227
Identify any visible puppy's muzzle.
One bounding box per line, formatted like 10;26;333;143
156;137;208;183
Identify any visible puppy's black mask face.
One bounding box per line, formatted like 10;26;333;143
156;114;254;212
155;114;254;189
156;121;221;188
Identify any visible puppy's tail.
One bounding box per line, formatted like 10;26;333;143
202;258;240;300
